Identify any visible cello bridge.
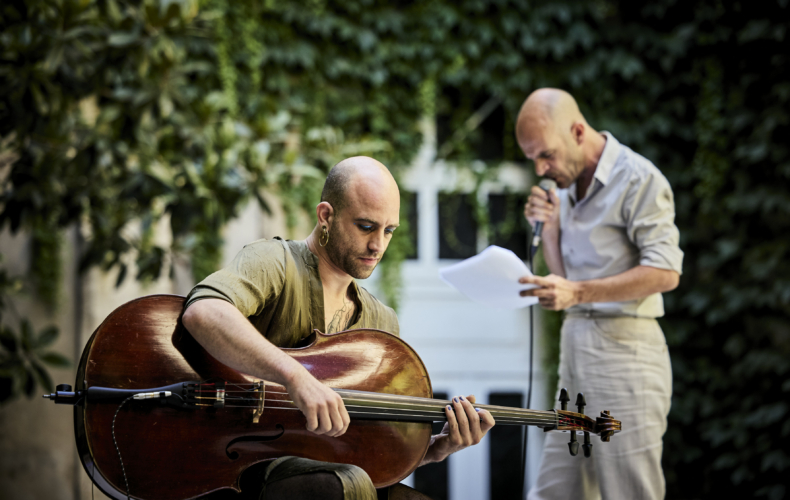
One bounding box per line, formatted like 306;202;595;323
252;381;265;423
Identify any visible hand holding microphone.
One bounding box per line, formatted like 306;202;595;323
526;179;558;258
521;179;576;308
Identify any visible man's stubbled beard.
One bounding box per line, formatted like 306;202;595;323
325;219;379;279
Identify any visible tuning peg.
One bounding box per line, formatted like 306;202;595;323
571;393;591;457
559;388;570;411
575;393;586;414
582;431;593;457
568;430;579;456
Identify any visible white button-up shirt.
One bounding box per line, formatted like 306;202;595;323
559;132;683;318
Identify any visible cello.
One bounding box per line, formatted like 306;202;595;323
45;295;621;500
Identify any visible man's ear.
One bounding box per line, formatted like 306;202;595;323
315;201;335;226
570;121;585;145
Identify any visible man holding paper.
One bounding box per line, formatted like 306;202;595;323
516;89;683;500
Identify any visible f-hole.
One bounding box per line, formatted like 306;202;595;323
225;425;285;460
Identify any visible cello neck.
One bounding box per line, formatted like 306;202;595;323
335;389;558;429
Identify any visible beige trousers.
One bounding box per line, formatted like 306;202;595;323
528;316;672;500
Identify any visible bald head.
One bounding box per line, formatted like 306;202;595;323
514;89;604;188
516;88;587;144
321;156;399;215
314;156;400;280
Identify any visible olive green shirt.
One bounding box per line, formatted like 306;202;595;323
184;238;399;347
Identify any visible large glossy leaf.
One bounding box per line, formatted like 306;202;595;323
35;326;59;349
108;31;140;47
38;352;71;369
30;360;53;393
19;320;33;353
0;328;18;354
23;370;35;398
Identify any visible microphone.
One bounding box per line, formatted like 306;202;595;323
529;178;557;258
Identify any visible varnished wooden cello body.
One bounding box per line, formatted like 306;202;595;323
45;295;621;500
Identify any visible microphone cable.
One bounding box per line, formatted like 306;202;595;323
522;178;555;498
521;241;537;500
110;392;185;500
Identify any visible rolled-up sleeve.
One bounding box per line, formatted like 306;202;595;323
624;172;684;274
184;240;287;316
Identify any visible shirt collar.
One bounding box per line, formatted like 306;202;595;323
593;131;620;187
565;132;620;206
287;237;320;268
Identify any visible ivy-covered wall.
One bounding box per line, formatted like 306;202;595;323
2;0;788;498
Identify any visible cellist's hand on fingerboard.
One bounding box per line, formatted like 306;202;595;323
420;394;495;465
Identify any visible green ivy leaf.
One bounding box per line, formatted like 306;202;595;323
23;370;35;398
35;326;59;349
38;352;71;369
115;263;128;288
108;32;140;47
19;319;33;352
30;360;53;393
0;328;17;353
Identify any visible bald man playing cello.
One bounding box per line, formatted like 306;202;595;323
516;89;683;499
182;157;494;500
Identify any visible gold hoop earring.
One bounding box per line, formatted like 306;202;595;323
319;225;329;247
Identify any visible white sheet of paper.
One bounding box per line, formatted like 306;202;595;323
439;245;538;309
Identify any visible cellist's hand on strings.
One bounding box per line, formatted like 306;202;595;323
183;299;350;437
420;395;495;465
287;370;350;437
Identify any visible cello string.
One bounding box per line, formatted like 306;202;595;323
216;408;560;427
188;383;585;428
214;403;561;426
215;404;556;423
222;396;561;423
185;386;601;432
197;395;557;419
193;396;563;425
200;389;560;421
200;386;506;410
205;384;564;420
192;395;573;427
